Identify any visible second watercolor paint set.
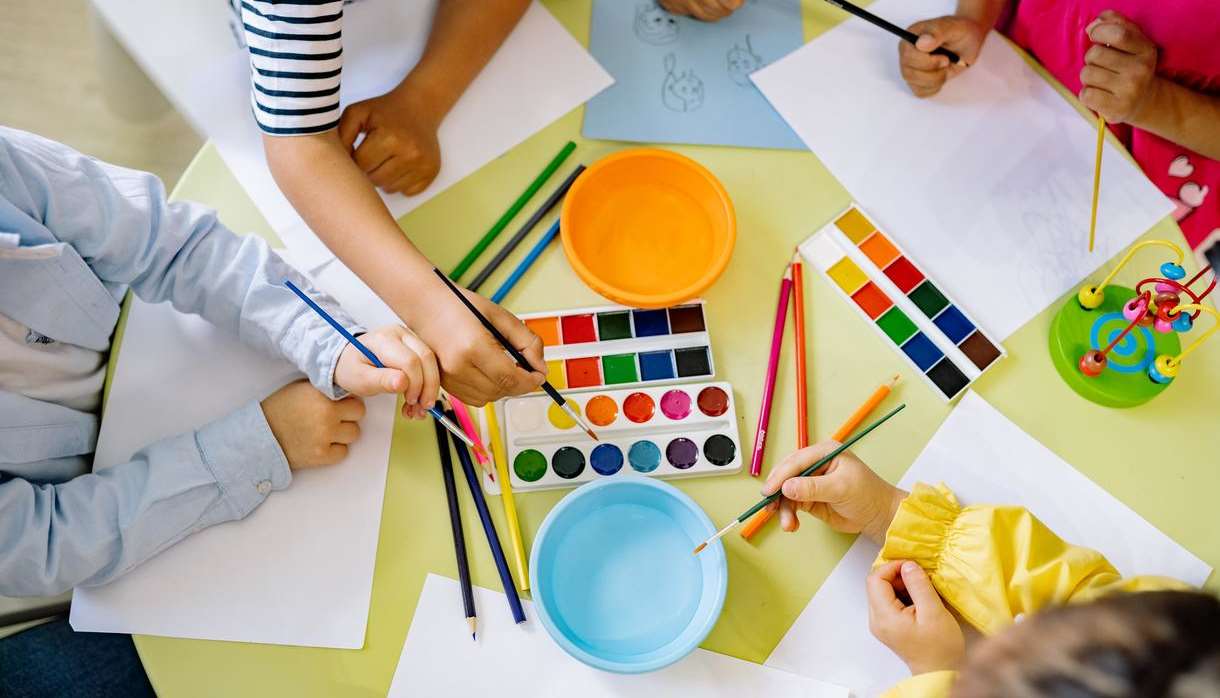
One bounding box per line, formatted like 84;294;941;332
482;300;742;493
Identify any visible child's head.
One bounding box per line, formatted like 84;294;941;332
952;591;1220;697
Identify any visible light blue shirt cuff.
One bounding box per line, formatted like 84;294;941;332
194;400;292;520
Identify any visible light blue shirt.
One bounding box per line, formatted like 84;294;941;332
0;127;362;597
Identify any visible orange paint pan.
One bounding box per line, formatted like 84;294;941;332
561;149;736;309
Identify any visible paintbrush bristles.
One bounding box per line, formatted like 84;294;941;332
693;519;740;555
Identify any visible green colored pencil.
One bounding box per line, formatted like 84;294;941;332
693;403;906;554
450;141;576;280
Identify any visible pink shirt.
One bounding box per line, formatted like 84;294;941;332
1002;0;1219;257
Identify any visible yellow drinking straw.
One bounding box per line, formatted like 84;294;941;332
1088;114;1105;253
484;403;529;590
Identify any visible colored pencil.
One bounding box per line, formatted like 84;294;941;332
490;219;561;305
1088;114;1105;253
451;141;576;281
283;279;479;456
432;413;477;640
820;0;964;65
448;416;527;624
793;259;809;448
448;395;492;472
467;165;586;293
432;268;599;442
485;403;529;590
695;404;906;554
740;374;901;540
749;267;794;477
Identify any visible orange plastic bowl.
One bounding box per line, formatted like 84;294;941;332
561;149;736;309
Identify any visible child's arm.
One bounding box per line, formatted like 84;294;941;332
877;484;1188;636
1082;11;1220;160
0;381;360;596
246;1;544;407
335;0;531;195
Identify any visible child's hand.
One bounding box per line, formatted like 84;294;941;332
261;380;366;469
411;284;545;407
1080;10;1160;125
658;0;743;21
761;441;907;543
867;560;965;675
334;325;440;421
338;88;442;197
898;16;987;98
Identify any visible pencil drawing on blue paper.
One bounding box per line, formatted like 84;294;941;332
585;0;805;150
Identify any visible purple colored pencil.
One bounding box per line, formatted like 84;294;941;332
750;268;793;477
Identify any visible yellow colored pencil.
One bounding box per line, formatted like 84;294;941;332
485;403;529;591
1088;114;1105;253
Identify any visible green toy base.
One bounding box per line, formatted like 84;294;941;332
1049;285;1181;408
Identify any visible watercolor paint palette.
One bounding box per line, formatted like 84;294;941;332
520;302;715;391
490;381;741;492
800;205;1005;400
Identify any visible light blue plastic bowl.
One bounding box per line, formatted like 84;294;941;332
530;476;728;674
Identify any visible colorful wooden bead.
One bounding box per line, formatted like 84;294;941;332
1122;297;1149;322
1155;292;1180;307
1160;262;1186;280
1154;316;1174;333
1079;349;1107;377
1172;313;1193;332
1155;282;1179;294
1148;354;1179;384
1077;285;1105;310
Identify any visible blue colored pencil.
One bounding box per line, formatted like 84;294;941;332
447;414;527;625
490;219;561;304
282;279;476;453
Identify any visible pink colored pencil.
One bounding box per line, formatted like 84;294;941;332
447;396;492;472
750;267;793;477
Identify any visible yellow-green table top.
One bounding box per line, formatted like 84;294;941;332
137;2;1220;694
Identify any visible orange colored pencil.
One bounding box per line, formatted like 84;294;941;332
741;374;901;540
793;259;809;449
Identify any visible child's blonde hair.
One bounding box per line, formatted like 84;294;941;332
953;591;1220;697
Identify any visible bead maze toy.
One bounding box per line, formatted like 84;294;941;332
1050;240;1217;407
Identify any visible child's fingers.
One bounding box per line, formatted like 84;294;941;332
400;331;441;414
762;441;841;495
900;41;950;72
333;421;361;445
1080;65;1120;93
901;64;949;95
335;396;366;422
781;472;847;504
1080;87;1119;119
866;561;908;616
1084;44;1133;73
353;133;394;176
1087;17;1151;56
337;103;369;152
779;496;800;532
899;561;944;613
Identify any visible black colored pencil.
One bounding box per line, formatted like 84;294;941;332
467;165;587;293
432;412;477;640
447;413;527;625
822;0;964;65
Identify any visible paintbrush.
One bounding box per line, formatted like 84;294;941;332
432;268;599;441
694;403;905;554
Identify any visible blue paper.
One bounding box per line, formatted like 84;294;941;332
584;0;805;150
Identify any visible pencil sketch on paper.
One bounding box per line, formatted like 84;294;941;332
662;53;705;112
634;2;680;45
726;35;763;87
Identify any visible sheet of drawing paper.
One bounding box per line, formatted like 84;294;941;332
90;1;613;271
388;574;848;697
69;253;395;649
751;0;1175;339
583;0;804;150
765;391;1212;697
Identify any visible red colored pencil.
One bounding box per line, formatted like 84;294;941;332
750;266;793;477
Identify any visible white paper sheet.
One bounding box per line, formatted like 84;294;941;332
69;258;395;649
752;0;1175;340
765;391;1212;697
391;574;848;697
91;0;613;270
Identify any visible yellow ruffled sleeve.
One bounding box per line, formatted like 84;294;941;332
877;483;1186;636
880;671;956;698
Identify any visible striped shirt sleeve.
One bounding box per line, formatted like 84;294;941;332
239;0;344;136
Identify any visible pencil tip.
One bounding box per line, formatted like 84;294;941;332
888;374;901;387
